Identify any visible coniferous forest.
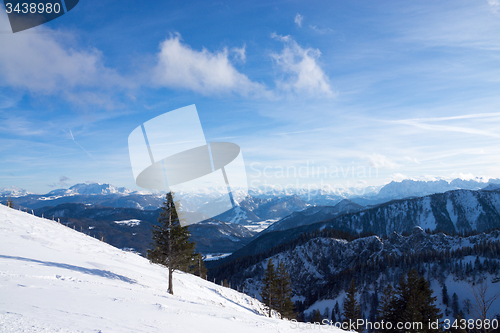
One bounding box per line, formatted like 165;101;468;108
208;226;500;329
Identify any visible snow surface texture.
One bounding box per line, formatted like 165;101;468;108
0;204;326;332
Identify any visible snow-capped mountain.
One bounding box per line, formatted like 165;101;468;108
0;183;166;210
4;178;500;233
65;182;133;195
0;186;31;197
41;183;133;197
356;178;500;205
0;203;319;332
219;188;500;263
4;177;500;212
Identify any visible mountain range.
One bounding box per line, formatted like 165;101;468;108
3;178;500;223
210;187;500;266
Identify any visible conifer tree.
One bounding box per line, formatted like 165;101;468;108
378;284;397;332
451;293;460;317
343;279;361;331
260;259;278;317
331;309;337;324
394;269;442;333
147;192;196;295
275;261;295;319
442;283;449;307
323;307;330;321
334;301;341;320
311;309;323;323
192;253;207;279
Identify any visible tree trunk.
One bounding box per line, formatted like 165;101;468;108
269;295;272;317
168;207;173;295
168;266;173;295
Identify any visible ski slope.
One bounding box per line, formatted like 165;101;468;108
0;204;332;332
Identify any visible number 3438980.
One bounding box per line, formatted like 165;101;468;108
5;2;62;14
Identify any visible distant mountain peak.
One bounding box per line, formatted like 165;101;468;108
47;183;133;196
0;186;31;197
377;177;500;200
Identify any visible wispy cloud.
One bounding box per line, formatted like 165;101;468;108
0;14;132;107
47;175;70;188
309;25;333;34
294;14;303;27
232;44;246;62
0;115;48;136
487;0;500;14
392;113;500;138
395;112;500;122
68;129;94;160
271;33;334;97
153;33;268;97
392;1;500;51
365;153;399;169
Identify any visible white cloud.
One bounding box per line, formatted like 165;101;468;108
0;14;130;106
271;33;334;97
366;153;399;169
232;44;246;62
487;0;500;13
294;14;303;27
270;32;291;42
153;34;267;96
390;173;409;181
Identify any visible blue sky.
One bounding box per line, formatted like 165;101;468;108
1;0;500;194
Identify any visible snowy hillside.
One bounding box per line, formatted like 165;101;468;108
0;204;328;332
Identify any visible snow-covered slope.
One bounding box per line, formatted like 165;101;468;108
0;204;326;332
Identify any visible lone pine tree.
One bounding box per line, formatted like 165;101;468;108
147;192;196;295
